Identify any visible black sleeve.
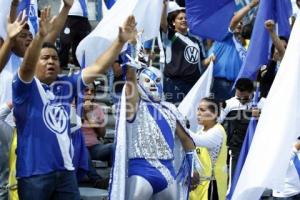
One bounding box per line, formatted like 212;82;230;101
167;27;176;40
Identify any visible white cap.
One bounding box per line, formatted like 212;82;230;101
167;1;185;14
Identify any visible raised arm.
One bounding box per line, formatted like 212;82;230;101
82;15;137;84
229;0;259;31
125;67;139;120
264;19;286;59
19;7;53;82
0;13;27;73
44;0;74;44
160;0;168;33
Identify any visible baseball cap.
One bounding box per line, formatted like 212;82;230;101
167;1;185;14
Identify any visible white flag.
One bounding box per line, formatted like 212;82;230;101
109;87;127;200
232;12;300;200
178;62;214;132
0;0;11;39
76;0;163;66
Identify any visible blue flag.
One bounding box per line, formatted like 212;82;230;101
78;0;88;17
18;0;38;35
226;86;260;200
236;0;292;81
105;0;116;9
185;0;235;41
276;0;292;38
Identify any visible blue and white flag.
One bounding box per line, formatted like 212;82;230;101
76;0;163;67
231;13;300;200
18;0;39;35
185;0;235;41
178;62;214;132
236;0;292;81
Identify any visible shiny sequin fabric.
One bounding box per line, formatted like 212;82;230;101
127;100;176;160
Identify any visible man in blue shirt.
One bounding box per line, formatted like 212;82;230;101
12;8;137;199
210;0;259;103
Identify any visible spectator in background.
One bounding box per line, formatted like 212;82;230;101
258;19;288;98
59;0;91;69
82;83;113;163
272;140;300;199
81;83;112;189
0;0;74;126
219;78;263;180
160;1;212;105
209;0;259;103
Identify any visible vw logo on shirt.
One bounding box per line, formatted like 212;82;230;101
43;103;68;135
184;46;199;64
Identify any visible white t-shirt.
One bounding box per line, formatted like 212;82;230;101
190;124;224;165
0;53;22;126
273;148;300;197
218;96;265;123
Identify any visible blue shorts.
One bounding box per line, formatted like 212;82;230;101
128;158;175;194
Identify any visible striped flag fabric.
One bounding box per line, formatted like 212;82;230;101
18;0;39;35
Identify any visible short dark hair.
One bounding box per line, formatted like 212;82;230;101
241;23;253;40
235;78;254;92
167;9;185;29
270;36;288;57
201;97;220;117
42;42;59;54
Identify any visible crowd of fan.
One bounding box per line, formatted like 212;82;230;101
0;0;300;199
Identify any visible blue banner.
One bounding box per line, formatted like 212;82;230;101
186;0;235;41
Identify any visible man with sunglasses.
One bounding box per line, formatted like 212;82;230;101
218;78;264;180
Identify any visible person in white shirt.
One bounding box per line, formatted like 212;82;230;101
59;0;91;69
219;78;264;179
273;140;300;199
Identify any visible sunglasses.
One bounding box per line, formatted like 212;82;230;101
236;96;251;101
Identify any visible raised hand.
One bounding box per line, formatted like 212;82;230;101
38;7;55;38
265;19;275;32
118;15;137;44
63;0;74;8
250;0;259;8
7;12;27;39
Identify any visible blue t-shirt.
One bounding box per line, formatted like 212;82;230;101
209;32;243;81
12;72;86;178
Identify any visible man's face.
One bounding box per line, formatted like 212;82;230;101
36;48;60;85
12;29;33;57
297;0;300;9
235;89;252;105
